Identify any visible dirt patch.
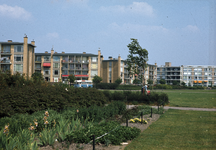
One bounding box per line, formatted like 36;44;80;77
39;114;161;150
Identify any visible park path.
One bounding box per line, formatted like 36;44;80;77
126;105;216;111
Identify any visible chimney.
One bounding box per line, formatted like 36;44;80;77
54;52;57;54
62;51;65;54
109;56;113;60
31;40;35;46
155;63;157;66
8;40;12;42
83;52;86;54
51;49;54;55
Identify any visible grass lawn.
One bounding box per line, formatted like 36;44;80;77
125;109;216;150
152;90;216;108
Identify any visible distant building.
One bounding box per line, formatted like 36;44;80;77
157;62;216;87
0;36;36;78
182;65;216;87
35;50;101;82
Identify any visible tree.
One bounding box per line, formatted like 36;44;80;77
126;38;148;86
172;81;178;85
67;75;76;83
92;75;102;84
159;79;166;84
133;79;141;84
181;81;186;86
147;79;153;85
115;77;122;85
31;72;44;83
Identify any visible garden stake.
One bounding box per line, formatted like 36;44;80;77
93;135;95;150
158;105;159;111
151;108;152;118
126;118;128;127
141;112;143;124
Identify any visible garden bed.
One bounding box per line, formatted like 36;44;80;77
39;114;161;150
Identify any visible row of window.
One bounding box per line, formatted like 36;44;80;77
183;76;212;80
1;45;23;53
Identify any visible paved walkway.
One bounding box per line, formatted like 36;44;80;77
126;105;216;111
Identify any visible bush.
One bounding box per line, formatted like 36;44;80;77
97;83;119;89
0;84;108;118
66;121;141;145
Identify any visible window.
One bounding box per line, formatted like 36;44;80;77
91;57;97;62
82;57;88;62
53;56;60;61
91;64;98;69
44;69;50;75
14;45;23;52
63;70;68;75
82;71;88;75
91;70;98;76
183;76;187;80
54;70;59;75
53;63;59;68
44;56;50;61
14;55;23;62
14;64;23;72
35;56;41;61
82;64;88;69
3;45;10;53
54;77;58;82
35;64;41;69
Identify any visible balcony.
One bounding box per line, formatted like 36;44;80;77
44;59;51;62
1;51;11;54
0;60;11;64
62;67;68;70
62;60;68;63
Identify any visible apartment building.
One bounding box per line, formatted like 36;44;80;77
35;49;101;82
101;55;157;84
183;65;216;87
157;62;183;84
101;56;124;83
0;36;36;78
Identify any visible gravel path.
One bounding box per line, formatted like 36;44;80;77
126;105;216;111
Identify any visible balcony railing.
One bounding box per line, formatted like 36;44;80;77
1;51;11;53
0;60;11;63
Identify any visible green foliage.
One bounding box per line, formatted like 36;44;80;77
31;72;44;83
67;74;76;83
66;121;141;145
172;80;179;85
147;79;153;84
0;84;107;118
159;79;166;84
96;83;119;89
181;81;186;86
133;79;141;84
102;90;169;105
126;38;148;85
115;77;122;85
92;75;102;84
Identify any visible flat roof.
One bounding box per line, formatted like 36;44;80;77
0;42;36;47
35;53;98;56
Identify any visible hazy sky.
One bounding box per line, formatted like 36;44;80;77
0;0;215;66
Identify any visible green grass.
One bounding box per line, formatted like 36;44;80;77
153;90;216;108
125;109;216;150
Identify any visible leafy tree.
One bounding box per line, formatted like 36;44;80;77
31;72;44;83
147;79;153;85
126;38;148;86
93;75;102;89
92;75;102;84
181;81;186;86
133;79;141;84
159;79;166;84
67;74;76;83
172;80;178;85
115;77;122;85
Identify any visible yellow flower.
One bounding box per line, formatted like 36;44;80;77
44;120;49;125
43;116;47;121
45;111;49;117
28;126;35;130
34;122;38;127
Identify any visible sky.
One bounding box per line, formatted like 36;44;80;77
0;0;215;66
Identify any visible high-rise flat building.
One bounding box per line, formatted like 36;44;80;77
0;36;36;78
35;49;101;82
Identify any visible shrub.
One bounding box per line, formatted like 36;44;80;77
0;84;107;118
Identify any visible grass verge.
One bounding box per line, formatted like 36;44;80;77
125;109;216;150
153;90;216;108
